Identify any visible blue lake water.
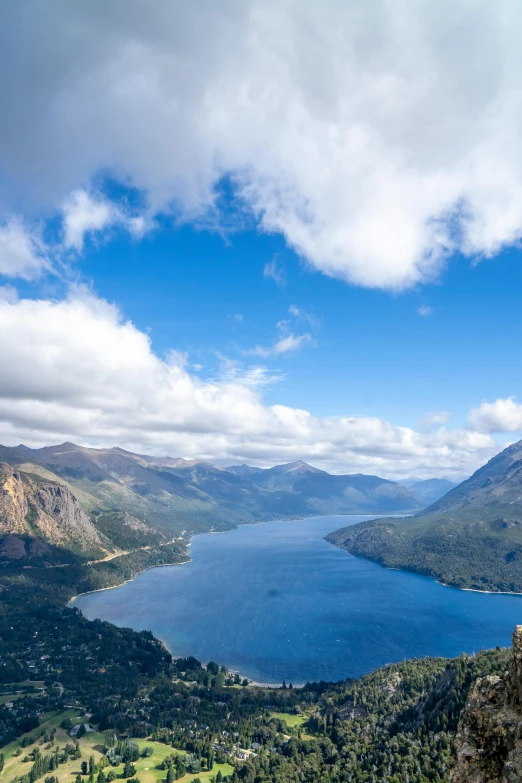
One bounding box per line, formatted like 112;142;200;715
72;515;522;684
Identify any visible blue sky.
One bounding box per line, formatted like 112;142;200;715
44;211;521;431
1;1;522;479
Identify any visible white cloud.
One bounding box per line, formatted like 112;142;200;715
62;189;146;251
418;411;452;430
469;397;522;434
248;332;314;357
0;218;49;279
0;290;501;478
247;304;318;357
6;2;522;288
288;304;321;330
417;305;433;317
62;190;118;251
263;258;286;286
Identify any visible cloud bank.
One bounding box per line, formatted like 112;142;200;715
1;2;522;288
0;290;502;478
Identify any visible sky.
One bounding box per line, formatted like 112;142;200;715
1;1;522;479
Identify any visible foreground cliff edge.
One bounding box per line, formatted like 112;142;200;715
452;625;522;783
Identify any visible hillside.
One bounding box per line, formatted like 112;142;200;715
0;444;424;565
326;438;522;592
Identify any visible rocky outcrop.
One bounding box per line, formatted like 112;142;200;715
0;462;108;559
451;626;522;782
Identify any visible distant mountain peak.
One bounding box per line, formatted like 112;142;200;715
276;460;324;474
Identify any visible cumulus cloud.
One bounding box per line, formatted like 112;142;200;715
0;290;500;477
2;2;522;288
417;305;433;317
468;397;522;434
0;218;49;279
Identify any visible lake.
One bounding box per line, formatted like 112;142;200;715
72;515;522;684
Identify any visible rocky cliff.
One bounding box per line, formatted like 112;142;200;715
451;626;522;782
0;462;108;560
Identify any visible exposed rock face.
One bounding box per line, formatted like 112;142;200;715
0;463;28;534
0;462;107;559
451;626;522;782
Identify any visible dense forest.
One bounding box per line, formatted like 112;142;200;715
0;550;513;783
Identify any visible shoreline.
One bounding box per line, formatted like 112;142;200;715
438;580;522;596
68;558;190;603
329;540;522;598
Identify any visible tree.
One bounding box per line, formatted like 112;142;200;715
216;771;223;783
166;766;174;783
89;755;96;774
97;770;106;783
122;741;140;762
81;761;88;775
103;730;116;749
77;724;87;739
123;761;136;778
76;776;83;783
0;753;4;773
207;661;219;675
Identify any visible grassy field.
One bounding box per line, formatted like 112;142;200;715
270;712;307;728
0;692;43;705
2;714;234;783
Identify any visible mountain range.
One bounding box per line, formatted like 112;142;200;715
400;477;458;505
327;438;522;592
0;442;429;565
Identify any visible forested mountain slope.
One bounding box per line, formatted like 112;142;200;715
326;439;522;592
